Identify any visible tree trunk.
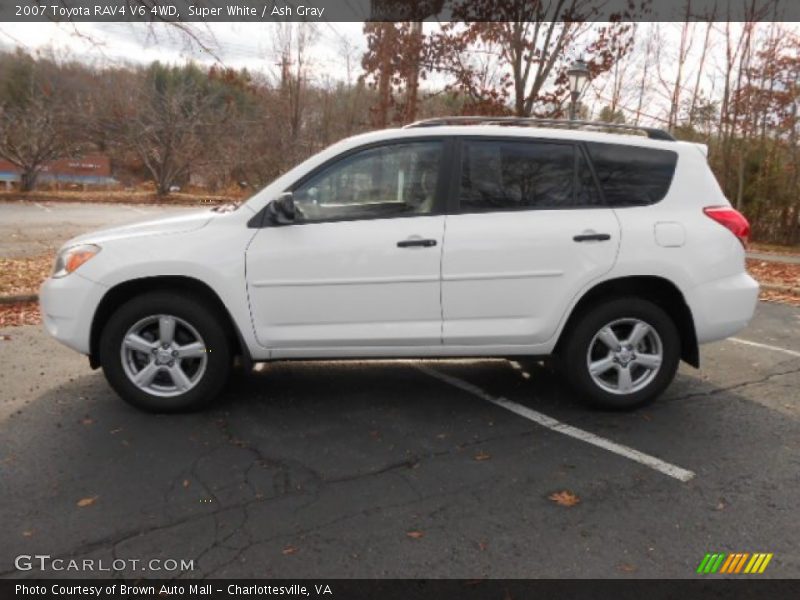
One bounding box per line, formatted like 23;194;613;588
736;150;745;210
20;170;38;192
404;21;423;123
376;23;393;128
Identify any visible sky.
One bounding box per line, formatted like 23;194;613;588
0;21;368;83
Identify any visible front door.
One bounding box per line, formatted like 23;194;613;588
246;140;447;352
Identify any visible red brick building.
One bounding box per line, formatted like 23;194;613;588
0;154;116;188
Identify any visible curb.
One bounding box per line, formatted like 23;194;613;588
0;294;38;305
746;252;800;265
759;282;800;295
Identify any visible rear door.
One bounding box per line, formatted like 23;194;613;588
441;137;620;346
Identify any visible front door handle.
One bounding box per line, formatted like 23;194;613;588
397;238;437;248
573;233;611;242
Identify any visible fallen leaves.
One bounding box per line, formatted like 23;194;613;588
548;490;581;507
76;496;98;508
282;545;297;555
0;253;53;296
473;451;492;462
182;479;190;488
760;288;800;306
0;252;60;327
617;562;637;573
747;259;800;285
746;258;800;306
0;189;242;207
406;530;425;539
0;301;41;327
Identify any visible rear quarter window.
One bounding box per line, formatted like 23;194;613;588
586;142;678;207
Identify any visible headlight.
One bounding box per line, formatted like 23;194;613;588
52;244;101;278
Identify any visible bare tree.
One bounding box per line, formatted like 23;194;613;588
424;0;637;117
0;52;81;190
123;63;227;196
274;23;317;144
633;24;656;126
688;19;715;129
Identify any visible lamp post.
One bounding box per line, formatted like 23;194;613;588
567;59;590;121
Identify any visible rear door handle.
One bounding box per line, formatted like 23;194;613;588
397;238;437;248
573;233;611;242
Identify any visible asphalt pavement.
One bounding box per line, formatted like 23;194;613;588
0;201;197;258
1;302;798;579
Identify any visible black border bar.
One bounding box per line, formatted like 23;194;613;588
3;1;800;23
4;579;800;600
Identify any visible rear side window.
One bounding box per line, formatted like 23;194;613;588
586;142;678;207
459;140;603;212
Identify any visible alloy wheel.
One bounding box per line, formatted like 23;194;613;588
120;314;208;397
586;318;663;395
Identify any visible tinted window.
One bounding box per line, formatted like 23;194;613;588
586;142;678;206
459;140;602;211
293;141;442;222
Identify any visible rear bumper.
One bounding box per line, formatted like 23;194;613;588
686;272;759;344
39;274;106;355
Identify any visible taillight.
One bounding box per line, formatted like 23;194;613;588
703;206;750;247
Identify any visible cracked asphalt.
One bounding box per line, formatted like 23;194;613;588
1;302;799;579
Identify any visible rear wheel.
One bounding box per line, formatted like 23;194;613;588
561;298;680;410
99;292;231;412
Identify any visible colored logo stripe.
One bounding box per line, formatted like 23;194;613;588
697;553;726;574
698;552;773;574
720;554;736;573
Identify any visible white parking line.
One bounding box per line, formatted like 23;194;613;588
730;337;800;359
34;202;51;213
417;365;696;483
127;205;149;214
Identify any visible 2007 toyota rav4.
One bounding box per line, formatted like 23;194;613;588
40;117;759;412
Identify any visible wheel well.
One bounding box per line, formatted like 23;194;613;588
556;276;699;367
89;276;247;369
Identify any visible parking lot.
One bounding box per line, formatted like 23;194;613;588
1;299;799;579
1;200;799;580
0;201;195;258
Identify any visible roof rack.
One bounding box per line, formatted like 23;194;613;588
403;116;675;141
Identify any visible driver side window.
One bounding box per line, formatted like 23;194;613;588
293;141;442;222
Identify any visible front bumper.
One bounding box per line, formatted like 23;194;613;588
39;273;106;355
686;271;760;344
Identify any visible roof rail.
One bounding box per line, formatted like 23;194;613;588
403;116;675;141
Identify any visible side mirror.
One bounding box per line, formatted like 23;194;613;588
267;192;297;225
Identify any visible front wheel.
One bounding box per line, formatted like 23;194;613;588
561;298;680;410
99;292;231;412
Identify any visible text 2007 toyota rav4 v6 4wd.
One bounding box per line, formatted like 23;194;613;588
40;118;759;412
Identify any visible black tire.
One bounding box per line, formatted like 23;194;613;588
560;297;680;410
99;291;231;412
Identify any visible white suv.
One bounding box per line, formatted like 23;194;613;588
40;118;759;412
